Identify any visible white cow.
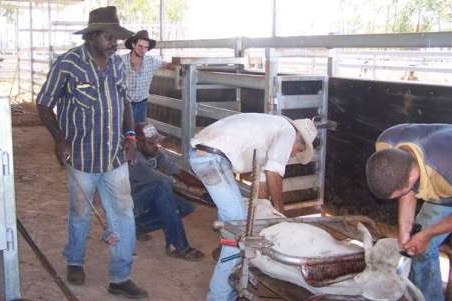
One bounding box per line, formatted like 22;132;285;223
242;200;424;301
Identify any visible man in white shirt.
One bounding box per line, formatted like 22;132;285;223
189;113;318;301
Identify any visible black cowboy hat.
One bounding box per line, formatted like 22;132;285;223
125;30;157;50
74;6;133;40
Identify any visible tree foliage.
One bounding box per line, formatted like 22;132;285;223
338;0;452;33
0;5;16;23
106;0;187;25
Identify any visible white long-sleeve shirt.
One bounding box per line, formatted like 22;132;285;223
190;113;296;177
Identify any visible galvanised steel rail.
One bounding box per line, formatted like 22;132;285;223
157;32;452;50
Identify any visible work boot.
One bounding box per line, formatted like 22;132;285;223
108;279;149;299
67;265;85;285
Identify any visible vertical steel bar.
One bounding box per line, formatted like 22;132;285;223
317;76;329;205
234;37;242;111
160;0;165;57
15;8;20;94
327;56;333;77
272;0;277;37
181;65;197;169
29;0;34;101
48;0;53;68
264;48;277;113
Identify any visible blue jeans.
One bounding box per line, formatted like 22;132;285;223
189;149;246;301
133;177;193;251
63;164;135;283
409;201;452;301
131;98;147;123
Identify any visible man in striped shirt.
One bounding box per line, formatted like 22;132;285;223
36;6;148;299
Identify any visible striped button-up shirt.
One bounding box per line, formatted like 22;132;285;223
36;44;128;173
121;53;163;103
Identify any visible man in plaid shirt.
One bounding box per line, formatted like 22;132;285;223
121;30;172;122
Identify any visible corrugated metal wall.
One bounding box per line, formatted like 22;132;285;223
326;78;452;224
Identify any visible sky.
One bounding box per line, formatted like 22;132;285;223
5;0;353;48
184;0;341;39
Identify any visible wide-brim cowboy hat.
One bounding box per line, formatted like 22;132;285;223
286;118;318;165
125;30;157;50
74;6;133;40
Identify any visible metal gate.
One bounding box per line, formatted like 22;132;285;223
0;96;21;300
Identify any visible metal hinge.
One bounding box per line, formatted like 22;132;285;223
6;227;15;251
2;150;10;176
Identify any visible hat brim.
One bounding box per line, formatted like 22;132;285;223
145;133;166;143
125;37;157;51
74;24;134;40
286;119;315;165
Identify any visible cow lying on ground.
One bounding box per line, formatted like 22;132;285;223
239;200;424;301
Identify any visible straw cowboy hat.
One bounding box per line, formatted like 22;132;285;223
287;118;318;165
125;30;157;50
74;6;133;40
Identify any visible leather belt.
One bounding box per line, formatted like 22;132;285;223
195;144;231;164
131;98;148;105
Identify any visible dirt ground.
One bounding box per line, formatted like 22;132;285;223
11;105;219;301
9;102;403;301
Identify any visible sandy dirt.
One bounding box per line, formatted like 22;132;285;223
11;107;220;300
9;103;404;301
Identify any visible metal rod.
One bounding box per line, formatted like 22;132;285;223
28;1;34;101
245;149;259;237
159;0;165;57
197;71;265;90
66;168;107;232
16;218;80;301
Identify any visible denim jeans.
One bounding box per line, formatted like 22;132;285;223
189;149;246;301
131;98;147;123
409;201;452;301
63;164;136;283
133;177;192;251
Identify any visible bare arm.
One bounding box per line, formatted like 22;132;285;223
36;104;70;165
398;190;418;246
265;171;284;212
403;215;452;256
122;100;136;163
123;100;134;133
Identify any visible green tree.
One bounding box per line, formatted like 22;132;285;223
107;0;187;25
166;0;188;23
0;5;16;23
338;0;452;33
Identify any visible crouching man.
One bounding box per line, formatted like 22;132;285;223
129;122;204;261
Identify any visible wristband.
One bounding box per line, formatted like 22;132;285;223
124;130;136;136
125;135;137;142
